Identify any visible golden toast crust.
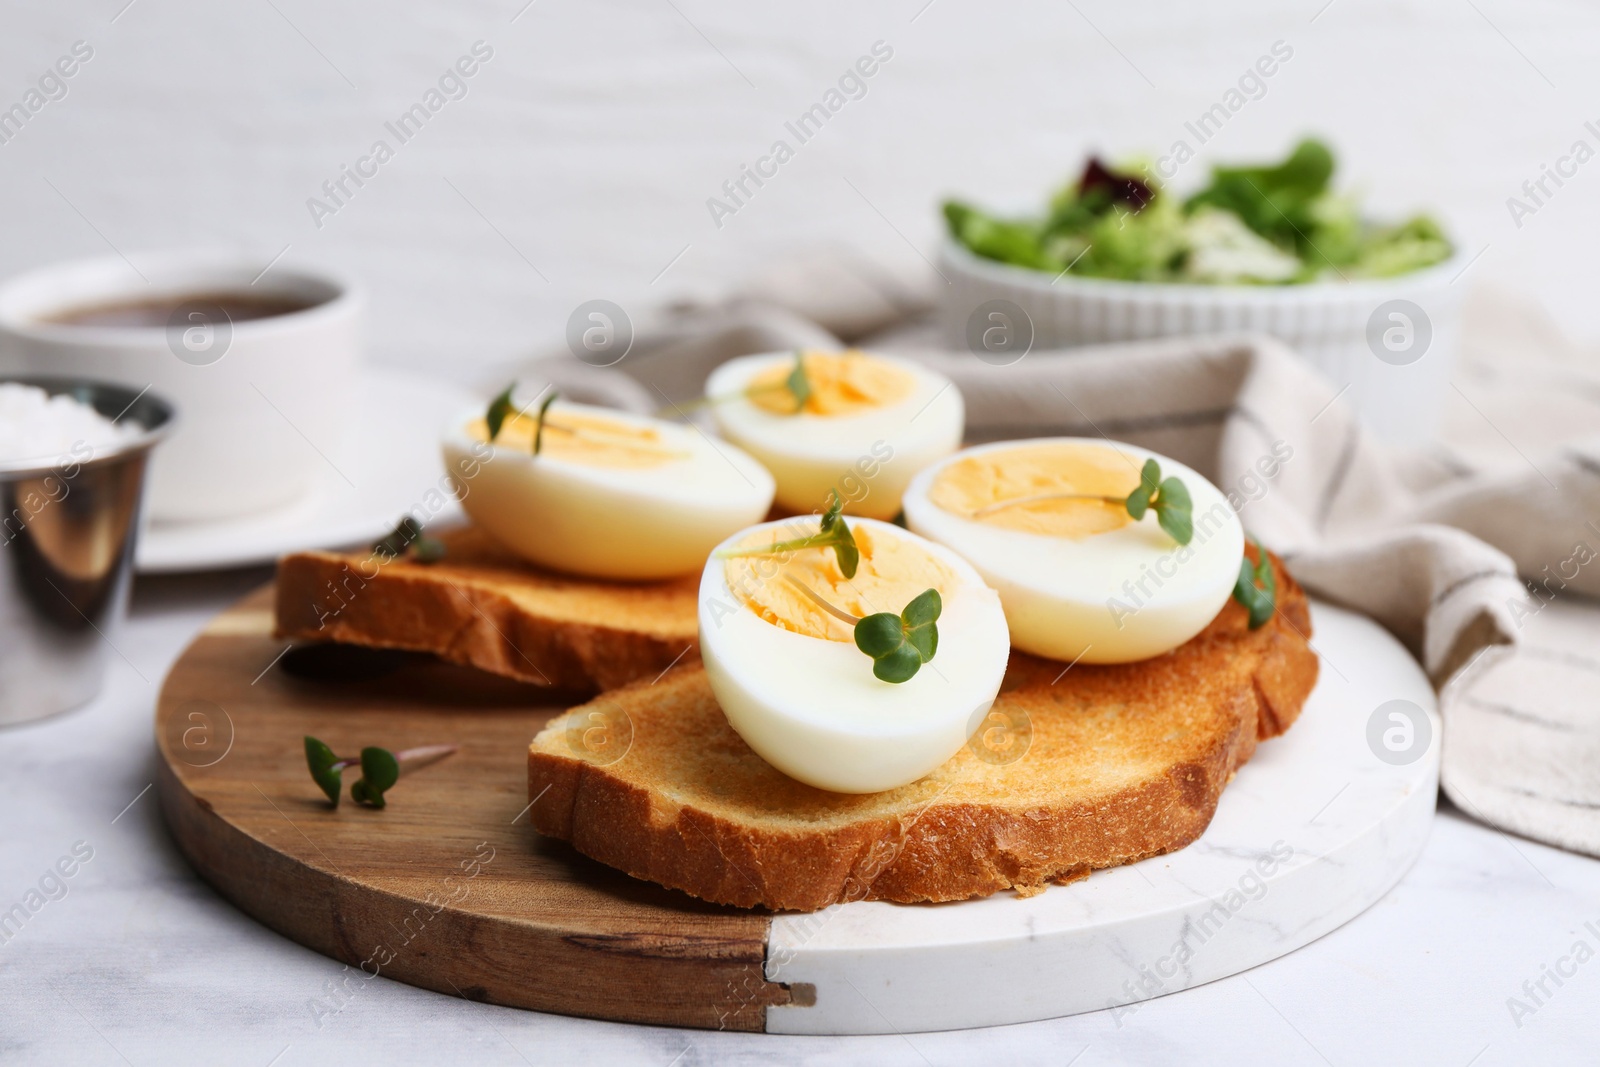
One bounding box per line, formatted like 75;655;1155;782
527;552;1317;911
273;526;699;693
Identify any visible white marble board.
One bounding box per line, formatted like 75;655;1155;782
765;602;1439;1034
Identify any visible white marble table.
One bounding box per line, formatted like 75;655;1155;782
4;569;1599;1066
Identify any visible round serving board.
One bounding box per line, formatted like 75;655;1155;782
155;586;1438;1035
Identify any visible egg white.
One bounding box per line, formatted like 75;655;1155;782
698;518;1010;794
705;351;963;521
902;438;1244;664
442;400;774;580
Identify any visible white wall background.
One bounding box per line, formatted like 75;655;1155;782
1;0;1597;386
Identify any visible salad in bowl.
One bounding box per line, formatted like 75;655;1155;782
937;139;1462;445
943;139;1453;286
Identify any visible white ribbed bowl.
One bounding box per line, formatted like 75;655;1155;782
939;240;1464;445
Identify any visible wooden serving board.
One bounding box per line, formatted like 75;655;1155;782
156;585;1438;1035
155;585;792;1032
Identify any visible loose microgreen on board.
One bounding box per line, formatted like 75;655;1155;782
349;746;401;808
1125;458;1194;545
304;736;348;804
1231;538;1277;629
853;588;942;683
303;737;457;809
485;382;515;441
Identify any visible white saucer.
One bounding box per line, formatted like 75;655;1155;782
136;368;478;574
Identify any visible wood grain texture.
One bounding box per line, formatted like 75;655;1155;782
156;584;794;1032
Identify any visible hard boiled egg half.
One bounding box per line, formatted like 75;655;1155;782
903;438;1243;664
442;397;774;580
705;349;963;521
699;516;1009;793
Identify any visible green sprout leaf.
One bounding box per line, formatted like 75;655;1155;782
304;736;344;806
372;516;445;565
486;382;515;441
817;491;859;578
900;588;941;661
659;353;816;418
1158;505;1194;546
1140;457;1161;494
1125;458;1160;520
1126;485;1152;520
350;746;401;808
373;516;422;561
854;588;942;683
1158;475;1191;510
1231;539;1277;629
303;740;456;809
1123;459;1194;546
1156;477;1193;544
970;455;1195;546
779;575;943;684
784;351;811;414
361;746;400;790
717;490;860;579
532;391;559;455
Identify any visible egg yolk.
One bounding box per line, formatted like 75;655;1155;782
725;523;956;641
929;442;1141;538
468;410;684;469
745;350;915;417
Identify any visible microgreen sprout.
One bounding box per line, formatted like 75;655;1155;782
782;350;811;413
304;736;458;809
479;381;558;454
485;382;515;441
532;391;559;455
1125;458;1193;545
854;589;941;683
716;491;860;578
660;350;812;418
780;576;942;684
373;516;445;564
1231;538;1276;629
485;384;689;461
483;381;556;452
969;457;1195;546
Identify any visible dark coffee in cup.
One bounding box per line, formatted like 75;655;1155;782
40;292;317;329
0;253;361;522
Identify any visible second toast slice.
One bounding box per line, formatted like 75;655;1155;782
275;526;699;693
527;553;1318;911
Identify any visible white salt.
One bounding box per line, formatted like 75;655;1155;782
0;383;140;466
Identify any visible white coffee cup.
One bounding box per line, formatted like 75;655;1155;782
0;251;362;522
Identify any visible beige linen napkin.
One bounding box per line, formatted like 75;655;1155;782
510;255;1600;857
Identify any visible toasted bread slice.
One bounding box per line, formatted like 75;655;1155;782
527;553;1317;911
274;526;698;693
